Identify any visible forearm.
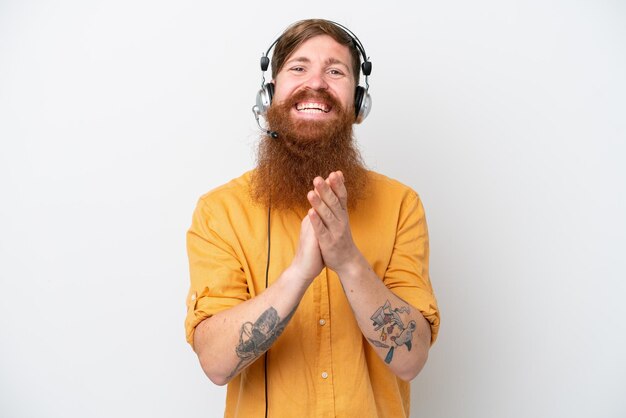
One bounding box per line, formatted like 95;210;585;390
305;171;432;380
193;266;309;386
336;254;431;381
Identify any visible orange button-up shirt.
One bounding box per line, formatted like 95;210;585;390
185;171;439;418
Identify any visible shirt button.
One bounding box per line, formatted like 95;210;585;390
319;319;326;326
321;372;329;379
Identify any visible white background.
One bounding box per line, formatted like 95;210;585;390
1;1;624;417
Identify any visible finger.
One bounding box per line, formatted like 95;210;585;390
307;189;336;228
307;207;330;241
327;171;348;211
313;176;343;219
300;215;320;249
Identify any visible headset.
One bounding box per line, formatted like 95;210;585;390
253;20;373;131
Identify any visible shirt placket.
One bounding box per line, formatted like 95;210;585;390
316;268;335;417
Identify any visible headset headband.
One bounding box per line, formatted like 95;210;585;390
260;20;372;86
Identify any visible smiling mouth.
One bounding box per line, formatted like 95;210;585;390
295;102;331;113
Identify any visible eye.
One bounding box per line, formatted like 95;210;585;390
290;66;305;72
328;68;345;77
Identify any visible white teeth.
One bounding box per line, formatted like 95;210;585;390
296;102;329;112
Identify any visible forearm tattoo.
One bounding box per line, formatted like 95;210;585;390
226;306;296;380
368;300;416;364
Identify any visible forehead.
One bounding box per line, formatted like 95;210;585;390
284;35;353;71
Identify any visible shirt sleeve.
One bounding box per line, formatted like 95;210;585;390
184;197;250;348
383;192;440;345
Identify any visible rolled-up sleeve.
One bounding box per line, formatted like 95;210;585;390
184;197;250;348
383;192;440;345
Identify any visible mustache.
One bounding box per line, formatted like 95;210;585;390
283;88;343;112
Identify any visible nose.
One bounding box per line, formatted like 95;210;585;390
304;69;329;91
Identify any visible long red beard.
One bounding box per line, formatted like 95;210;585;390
250;89;368;211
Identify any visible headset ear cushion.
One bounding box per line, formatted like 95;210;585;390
354;86;365;119
354;86;371;124
256;82;275;116
266;82;275;105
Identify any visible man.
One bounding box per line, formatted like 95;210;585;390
185;19;440;417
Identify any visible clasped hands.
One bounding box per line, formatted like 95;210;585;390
292;171;362;282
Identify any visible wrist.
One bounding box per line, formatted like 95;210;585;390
334;251;368;279
282;263;317;291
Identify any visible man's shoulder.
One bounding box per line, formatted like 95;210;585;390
195;170;256;212
365;170;419;200
198;171;252;200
